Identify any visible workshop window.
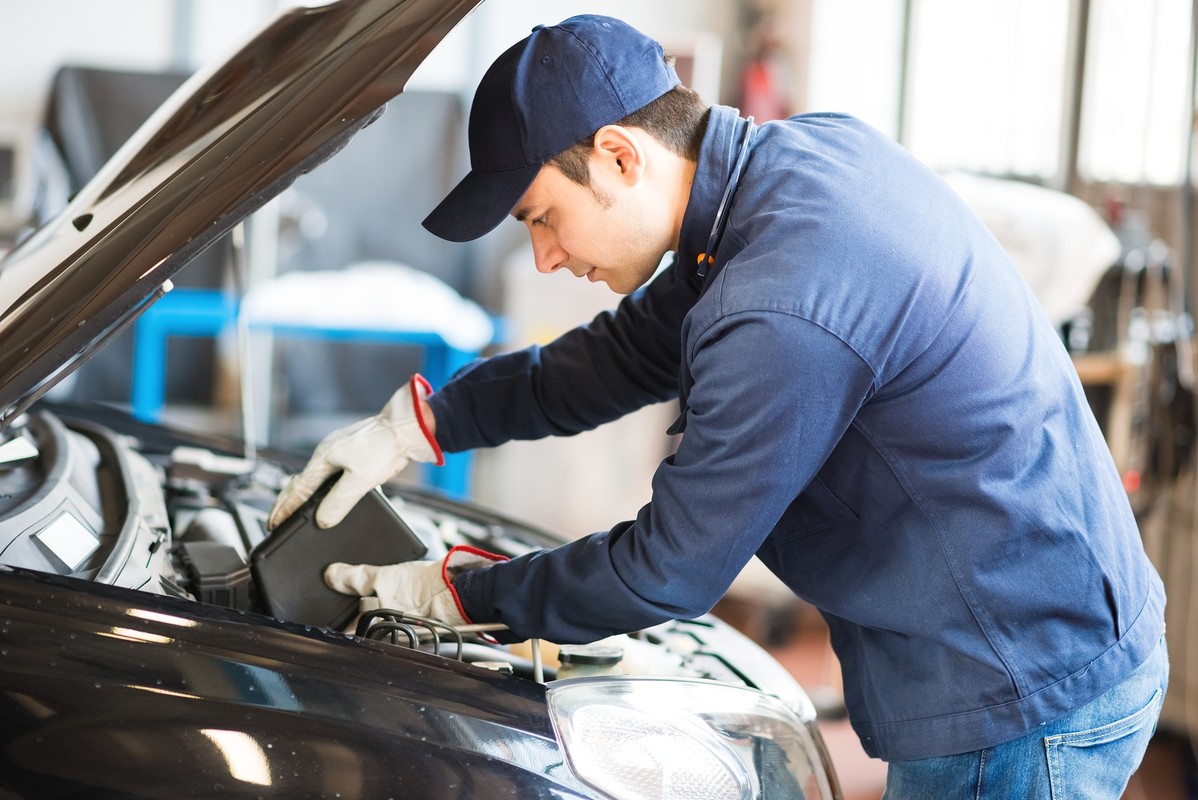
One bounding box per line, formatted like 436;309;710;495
904;0;1071;179
1078;0;1191;186
808;0;906;140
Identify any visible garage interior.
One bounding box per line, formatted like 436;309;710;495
3;1;1198;797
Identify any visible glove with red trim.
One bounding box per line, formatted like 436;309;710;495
323;545;507;626
267;374;443;530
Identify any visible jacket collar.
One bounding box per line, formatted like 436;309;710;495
675;105;748;280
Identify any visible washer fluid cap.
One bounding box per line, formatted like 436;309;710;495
559;645;624;665
556;644;626;679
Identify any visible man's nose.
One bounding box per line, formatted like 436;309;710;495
531;232;566;274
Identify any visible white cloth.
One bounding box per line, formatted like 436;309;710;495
943;172;1121;325
242;260;493;351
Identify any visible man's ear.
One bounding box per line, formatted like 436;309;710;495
593;124;645;184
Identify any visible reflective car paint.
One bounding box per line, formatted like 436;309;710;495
0;567;589;798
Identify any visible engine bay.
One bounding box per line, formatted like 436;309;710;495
0;406;812;710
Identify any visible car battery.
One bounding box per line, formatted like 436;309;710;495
175;540;252;609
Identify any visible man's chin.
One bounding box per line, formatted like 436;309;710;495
586;270;620;292
595;276;636;295
582;267;648;295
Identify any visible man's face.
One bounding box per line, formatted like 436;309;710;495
511;162;671;295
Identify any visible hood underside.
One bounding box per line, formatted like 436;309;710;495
0;0;481;429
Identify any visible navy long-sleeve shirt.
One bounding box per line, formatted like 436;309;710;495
428;106;1165;762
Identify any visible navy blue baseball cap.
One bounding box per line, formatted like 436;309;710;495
422;15;681;243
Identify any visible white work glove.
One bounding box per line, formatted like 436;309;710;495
324;545;507;626
267;374;443;530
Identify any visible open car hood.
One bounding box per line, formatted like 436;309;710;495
0;0;481;430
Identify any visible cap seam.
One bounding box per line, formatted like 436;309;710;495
562;26;629;117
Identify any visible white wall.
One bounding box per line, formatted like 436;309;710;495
0;2;737;133
0;1;736;227
0;1;176;132
425;1;737;101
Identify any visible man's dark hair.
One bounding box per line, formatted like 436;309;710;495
548;77;710;190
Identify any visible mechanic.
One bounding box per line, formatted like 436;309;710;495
268;15;1167;797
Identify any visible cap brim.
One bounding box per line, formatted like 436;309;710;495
422;163;541;243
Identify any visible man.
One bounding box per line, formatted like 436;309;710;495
268;15;1167;797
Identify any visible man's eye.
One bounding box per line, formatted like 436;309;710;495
532;214;548;227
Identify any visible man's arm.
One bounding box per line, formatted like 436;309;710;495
430;259;700;452
452;311;876;643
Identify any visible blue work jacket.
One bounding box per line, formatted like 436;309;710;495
430;105;1166;762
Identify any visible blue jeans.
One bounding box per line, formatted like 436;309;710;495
884;635;1168;799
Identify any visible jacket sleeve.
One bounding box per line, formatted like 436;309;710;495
428;259;699;451
453;310;877;644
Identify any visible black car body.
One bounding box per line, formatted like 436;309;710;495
0;2;843;797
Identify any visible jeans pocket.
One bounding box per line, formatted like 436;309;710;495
1045;688;1162;799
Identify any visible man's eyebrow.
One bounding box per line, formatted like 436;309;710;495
512;204;533;222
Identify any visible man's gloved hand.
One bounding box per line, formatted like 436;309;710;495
267;374;443;530
324;545;507;626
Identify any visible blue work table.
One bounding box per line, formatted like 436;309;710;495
131;288;483;497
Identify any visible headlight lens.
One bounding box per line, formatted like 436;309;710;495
547;677;838;800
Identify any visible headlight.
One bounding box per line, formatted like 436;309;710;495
547;677;839;800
